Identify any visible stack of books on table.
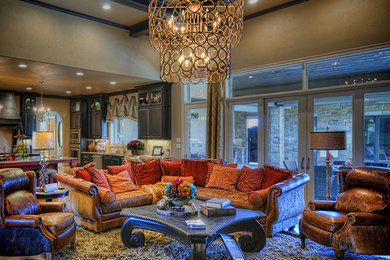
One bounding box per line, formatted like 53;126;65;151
200;198;236;217
185;219;206;229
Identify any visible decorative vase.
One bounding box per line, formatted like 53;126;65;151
88;141;95;152
131;149;139;156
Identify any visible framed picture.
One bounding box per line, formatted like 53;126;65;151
152;146;163;156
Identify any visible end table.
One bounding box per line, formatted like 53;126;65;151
36;189;69;202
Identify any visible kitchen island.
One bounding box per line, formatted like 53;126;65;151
0;156;77;172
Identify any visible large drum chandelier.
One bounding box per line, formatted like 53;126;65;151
149;0;244;84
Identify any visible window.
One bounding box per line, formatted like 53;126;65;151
307;48;390;89
232;104;258;167
187;108;207;159
231;65;303;97
109;118;138;145
185;83;207;102
364;91;390;167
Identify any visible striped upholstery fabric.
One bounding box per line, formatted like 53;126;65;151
236;166;264;193
91;168;111;190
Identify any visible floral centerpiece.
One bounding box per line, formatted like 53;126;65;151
127;140;144;155
164;178;197;207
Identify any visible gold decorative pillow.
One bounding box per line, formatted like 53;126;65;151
205;166;241;191
161;176;194;183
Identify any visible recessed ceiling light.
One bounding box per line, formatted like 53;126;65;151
26;87;32;90
248;76;253;79
110;81;117;85
102;3;111;10
248;0;258;4
85;86;92;90
18;63;27;68
76;72;84;76
65;90;72;94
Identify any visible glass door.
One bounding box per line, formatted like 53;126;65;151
308;93;353;201
186;107;207;159
265;96;306;171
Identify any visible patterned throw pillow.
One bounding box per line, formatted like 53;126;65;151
132;159;163;186
205;162;237;187
107;163;136;184
237;166;264;193
260;165;293;189
5;190;41;215
104;170;137;193
76;169;92;182
205;166;242;191
91;168;111;190
66;162;95;177
160;161;182;176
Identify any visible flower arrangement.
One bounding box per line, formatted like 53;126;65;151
127;140;145;151
164;178;197;201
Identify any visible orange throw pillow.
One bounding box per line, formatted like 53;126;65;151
104;170;137;193
205;166;241;191
260;165;293;189
161;161;182;176
237;166;264;193
132;159;163;186
91;168;111;190
107;163;136;184
205;162;237;186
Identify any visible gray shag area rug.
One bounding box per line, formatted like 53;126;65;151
55;227;388;259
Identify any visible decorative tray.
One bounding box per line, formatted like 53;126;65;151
157;202;199;217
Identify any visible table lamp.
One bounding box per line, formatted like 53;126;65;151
32;131;54;188
310;128;346;200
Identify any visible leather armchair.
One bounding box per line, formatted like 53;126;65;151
299;167;390;259
0;168;76;259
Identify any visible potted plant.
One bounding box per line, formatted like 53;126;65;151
126;140;145;156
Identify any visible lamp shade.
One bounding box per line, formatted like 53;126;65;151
32;131;55;150
310;131;346;150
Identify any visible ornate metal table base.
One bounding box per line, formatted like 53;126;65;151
120;216;266;260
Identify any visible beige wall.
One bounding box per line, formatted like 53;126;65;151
0;0;159;80
170;84;184;158
232;0;390;71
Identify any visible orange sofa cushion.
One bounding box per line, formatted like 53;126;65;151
205;162;237;187
91;168;111;190
237;166;264;193
260;165;293;189
107;163;135;184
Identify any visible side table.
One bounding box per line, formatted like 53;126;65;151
36;189;69;202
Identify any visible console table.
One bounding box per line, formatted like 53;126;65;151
0;156;77;172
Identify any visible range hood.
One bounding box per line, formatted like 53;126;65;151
0;92;21;125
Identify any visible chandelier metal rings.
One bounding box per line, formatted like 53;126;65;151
149;0;244;84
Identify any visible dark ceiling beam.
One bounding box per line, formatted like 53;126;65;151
128;0;310;37
111;0;150;12
21;0;131;31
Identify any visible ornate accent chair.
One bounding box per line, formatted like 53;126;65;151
0;168;76;259
299;167;390;259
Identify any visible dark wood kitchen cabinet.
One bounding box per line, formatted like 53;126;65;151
137;83;171;139
102;154;124;169
19;93;37;138
88;96;108;139
70;97;88;137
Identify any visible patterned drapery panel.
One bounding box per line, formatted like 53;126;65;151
106;95;138;122
206;81;225;159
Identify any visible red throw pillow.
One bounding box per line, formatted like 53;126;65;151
205;162;237;186
132;159;163;186
237;166;264;193
107;163;136;184
181;159;209;186
91;168;111;190
161;161;182;176
76;169;92;182
260;165;293;189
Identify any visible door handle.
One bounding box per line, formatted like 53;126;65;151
306;157;310;170
301;157;305;170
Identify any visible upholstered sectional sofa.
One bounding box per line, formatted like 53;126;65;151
55;157;310;236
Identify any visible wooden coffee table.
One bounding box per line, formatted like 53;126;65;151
120;199;266;260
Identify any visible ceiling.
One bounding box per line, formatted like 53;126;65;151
0;0;303;96
0;56;158;96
